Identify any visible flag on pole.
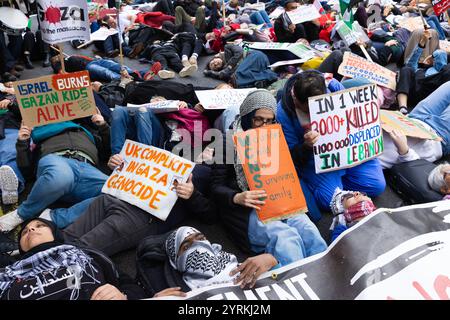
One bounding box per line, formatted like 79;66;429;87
339;0;354;28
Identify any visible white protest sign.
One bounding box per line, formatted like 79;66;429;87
286;5;321;24
127;100;180;114
269;6;285;19
102;140;195;221
335;20;370;46
37;0;90;44
195;88;256;110
248;42;316;60
307;84;383;174
440;40;450;53
89;27;118;42
398;16;425;32
270;58;310;68
338;52;397;90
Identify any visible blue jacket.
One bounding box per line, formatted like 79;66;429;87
276;72;344;221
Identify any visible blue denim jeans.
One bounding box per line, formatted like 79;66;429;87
17;154;108;228
426;16;446;40
0;129;25;193
248;211;327;267
110;106;164;155
250;10;273;27
86;59;133;82
409;81;450;155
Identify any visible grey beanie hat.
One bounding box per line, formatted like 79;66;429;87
239;89;277;118
428;163;448;193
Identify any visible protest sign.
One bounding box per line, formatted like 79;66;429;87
248;42;316;60
195;88;256;110
233;124;308;223
307;84;383;174
155;200;450;300
269;6;285;19
127;100;180;114
102;140;195;221
269;58;310;68
336;20;370;47
432;0;450;15
380;110;442;141
37;0;90;44
338;52;397;90
89;26;118;41
13;71;96;127
286;5;321;24
398;17;425;32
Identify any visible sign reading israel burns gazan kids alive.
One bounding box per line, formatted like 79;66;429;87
307;84;383;174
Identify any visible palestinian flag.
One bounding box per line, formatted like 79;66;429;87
339;0;354;28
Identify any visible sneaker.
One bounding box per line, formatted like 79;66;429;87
0;210;23;233
182;59;190;68
189;56;197;66
128;42;145;59
143;61;162;80
158;69;175;79
0;165;18;205
179;64;197;78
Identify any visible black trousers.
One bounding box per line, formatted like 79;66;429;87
151;47;184;72
153;0;175;16
318;50;346;81
23;30;49;60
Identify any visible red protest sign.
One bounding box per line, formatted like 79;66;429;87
432;0;450;16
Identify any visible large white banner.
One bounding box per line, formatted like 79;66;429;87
286;5;321;24
37;0;90;44
102;140;195;221
154;200;450;300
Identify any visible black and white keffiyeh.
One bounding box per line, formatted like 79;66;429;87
0;244;100;299
165;227;239;289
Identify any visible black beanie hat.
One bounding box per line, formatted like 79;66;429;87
18;218;63;255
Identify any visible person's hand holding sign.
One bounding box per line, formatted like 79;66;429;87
175;174;194;199
0;99;11;110
230;253;278;289
91;108;106;126
18;122;32;141
303;130;319;148
233;190;267;210
108;154;124;170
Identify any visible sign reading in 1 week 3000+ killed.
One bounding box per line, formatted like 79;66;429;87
307;84;383;174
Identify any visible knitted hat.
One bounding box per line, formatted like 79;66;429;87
330;187;354;216
428;163;448;193
239;89;277;119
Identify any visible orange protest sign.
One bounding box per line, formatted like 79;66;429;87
13;71;97;127
234;124;307;223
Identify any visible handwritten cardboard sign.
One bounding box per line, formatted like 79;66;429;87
37;0;90;44
89;27;118;42
380;110;442;141
286;5;321;24
234;124;308;223
127;100;180;113
398;17;425;32
432;0;450;16
195;88;256;110
102;140;195;221
338;52;397;90
13;71;97;127
308;84;383;173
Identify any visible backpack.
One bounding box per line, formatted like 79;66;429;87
135;232;190;297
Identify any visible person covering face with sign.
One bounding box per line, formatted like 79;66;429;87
211;89;327;267
276;70;386;211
